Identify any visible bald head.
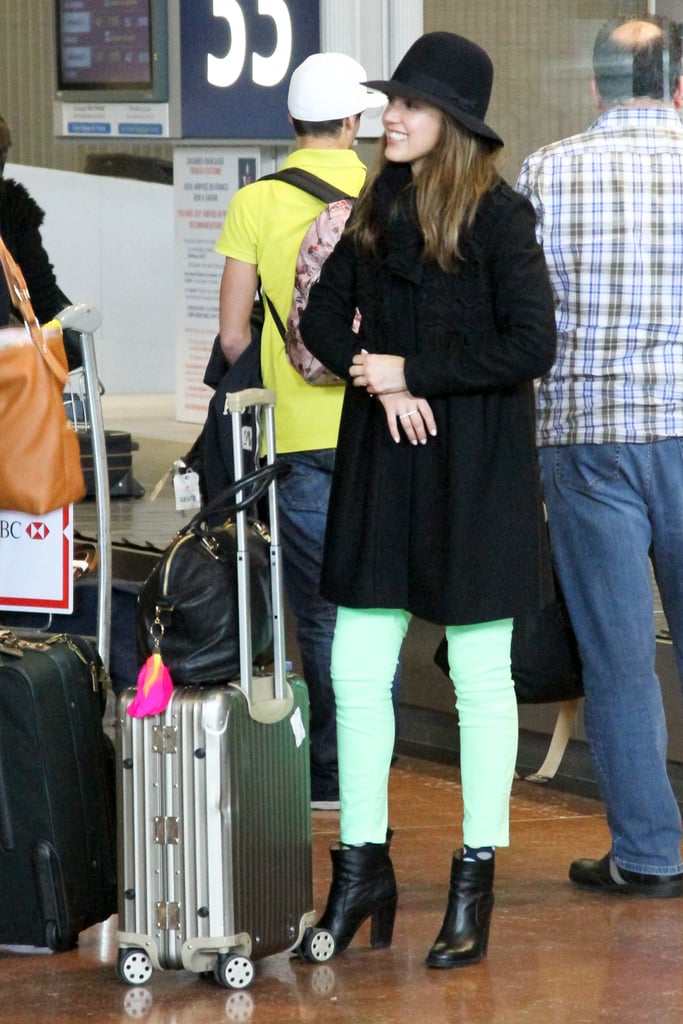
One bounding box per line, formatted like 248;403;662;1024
612;19;662;49
593;14;682;107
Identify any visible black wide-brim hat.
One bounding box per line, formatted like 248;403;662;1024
365;31;503;148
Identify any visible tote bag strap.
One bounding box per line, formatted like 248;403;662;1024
523;699;580;783
0;232;66;380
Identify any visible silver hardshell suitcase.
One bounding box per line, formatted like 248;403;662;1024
115;390;334;990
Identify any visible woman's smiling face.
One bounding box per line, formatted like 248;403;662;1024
382;96;443;175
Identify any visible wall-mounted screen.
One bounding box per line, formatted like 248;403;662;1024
55;0;168;103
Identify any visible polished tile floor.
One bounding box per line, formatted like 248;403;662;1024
2;759;682;1024
2;395;681;1023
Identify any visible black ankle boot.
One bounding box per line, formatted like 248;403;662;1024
316;832;398;954
425;850;494;969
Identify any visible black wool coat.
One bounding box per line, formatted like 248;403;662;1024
0;178;79;368
300;176;557;626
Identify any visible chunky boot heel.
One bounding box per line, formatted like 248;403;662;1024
426;850;495;969
316;832;397;955
369;893;398;948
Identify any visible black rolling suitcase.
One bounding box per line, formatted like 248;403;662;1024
0;633;117;949
77;429;145;499
0;305;118;950
64;379;144;499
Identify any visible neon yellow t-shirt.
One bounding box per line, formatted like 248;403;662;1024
214;148;367;454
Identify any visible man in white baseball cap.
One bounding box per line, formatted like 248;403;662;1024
215;54;385;812
287;52;386;122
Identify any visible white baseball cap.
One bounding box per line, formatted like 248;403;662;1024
287;53;386;120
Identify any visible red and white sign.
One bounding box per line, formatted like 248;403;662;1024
0;505;74;613
174;146;261;424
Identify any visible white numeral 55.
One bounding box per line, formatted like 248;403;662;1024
207;0;293;88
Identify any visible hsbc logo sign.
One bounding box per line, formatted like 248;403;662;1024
0;520;50;540
0;520;50;539
26;522;50;540
0;506;72;612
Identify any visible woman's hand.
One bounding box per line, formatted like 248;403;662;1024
350;350;407;395
379;391;437;445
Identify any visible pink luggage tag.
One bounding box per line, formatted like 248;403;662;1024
127;614;173;717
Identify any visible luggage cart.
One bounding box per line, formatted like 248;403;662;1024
59;303;112;666
0;304;118;951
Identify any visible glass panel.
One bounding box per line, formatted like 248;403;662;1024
425;1;647;180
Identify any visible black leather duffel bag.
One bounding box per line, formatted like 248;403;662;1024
136;463;287;686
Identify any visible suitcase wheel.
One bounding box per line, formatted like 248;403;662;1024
44;920;76;953
117;947;154;986
296;926;336;963
214;952;255;990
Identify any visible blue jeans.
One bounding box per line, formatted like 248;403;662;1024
540;441;683;875
277;450;339;800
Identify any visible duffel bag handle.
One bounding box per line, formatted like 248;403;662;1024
179;460;289;538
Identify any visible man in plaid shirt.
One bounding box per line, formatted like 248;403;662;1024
517;12;683;897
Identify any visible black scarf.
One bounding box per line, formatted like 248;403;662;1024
373;164;425;285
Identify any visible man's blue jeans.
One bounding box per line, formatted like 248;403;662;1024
540;441;683;875
277;450;339;801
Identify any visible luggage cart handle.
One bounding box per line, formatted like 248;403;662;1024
57;304;110;671
57;304;103;336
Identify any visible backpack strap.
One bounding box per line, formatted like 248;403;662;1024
259;167;353;204
262;289;286;342
258;168;354;340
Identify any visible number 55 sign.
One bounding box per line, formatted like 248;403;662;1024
179;0;321;139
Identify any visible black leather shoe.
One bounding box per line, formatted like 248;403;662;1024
315;832;398;954
569;854;683;898
426;851;494;969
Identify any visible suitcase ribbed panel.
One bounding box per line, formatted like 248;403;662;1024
173;688;236;960
117;690;169;957
228;676;312;960
117;676;312;970
119;689;205;969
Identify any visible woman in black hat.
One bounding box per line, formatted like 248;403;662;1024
299;32;557;969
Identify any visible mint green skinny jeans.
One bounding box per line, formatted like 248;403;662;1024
331;607;518;848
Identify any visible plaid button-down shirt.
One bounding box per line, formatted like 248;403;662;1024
517;106;683;446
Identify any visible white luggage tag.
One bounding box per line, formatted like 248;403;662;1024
172;459;201;511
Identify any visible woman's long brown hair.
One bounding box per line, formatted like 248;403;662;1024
347;110;502;272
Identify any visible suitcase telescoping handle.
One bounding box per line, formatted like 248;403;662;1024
225;388;287;704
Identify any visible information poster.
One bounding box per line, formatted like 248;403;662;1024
56;100;169;138
174;147;260;423
0;506;73;613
